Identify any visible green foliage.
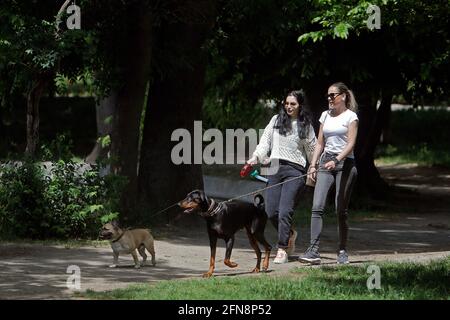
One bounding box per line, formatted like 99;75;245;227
296;0;450;102
203;95;272;130
204;0;311;116
0;1;90;96
0;158;126;240
38;133;75;162
55;71;96;97
0;160;47;239
84;257;450;300
99;135;111;148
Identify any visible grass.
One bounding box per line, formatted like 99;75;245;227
81;256;450;300
375;144;450;167
375;109;450;167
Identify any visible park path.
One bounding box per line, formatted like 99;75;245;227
0;211;449;300
0;164;449;299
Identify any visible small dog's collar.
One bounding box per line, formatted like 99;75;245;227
111;231;125;243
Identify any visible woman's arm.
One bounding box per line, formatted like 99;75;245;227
323;120;358;170
303;124;317;165
307;124;325;181
336;120;358;162
247;115;276;165
311;124;325;167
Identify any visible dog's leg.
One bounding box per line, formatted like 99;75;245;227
109;252;119;268
144;241;156;266
245;227;262;273
204;230;217;278
131;250;141;268
138;245;147;267
254;230;272;272
223;236;238;268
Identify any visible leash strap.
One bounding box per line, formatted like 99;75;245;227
221;168;330;204
150;165;341;217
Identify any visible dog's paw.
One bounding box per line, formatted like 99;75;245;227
224;260;238;268
202;272;213;278
109;264;118;268
134;264;141;269
251;267;260;273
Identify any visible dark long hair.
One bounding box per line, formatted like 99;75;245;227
274;90;312;139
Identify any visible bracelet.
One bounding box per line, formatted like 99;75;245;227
332;156;340;165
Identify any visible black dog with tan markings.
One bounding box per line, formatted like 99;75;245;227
179;190;271;278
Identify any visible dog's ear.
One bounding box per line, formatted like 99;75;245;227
199;190;208;203
198;190;209;211
111;220;120;229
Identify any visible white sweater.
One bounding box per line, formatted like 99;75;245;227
253;115;316;168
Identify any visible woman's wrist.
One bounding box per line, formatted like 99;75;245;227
331;156;340;165
247;155;258;164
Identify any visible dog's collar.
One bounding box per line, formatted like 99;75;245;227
111;231;125;243
204;199;222;217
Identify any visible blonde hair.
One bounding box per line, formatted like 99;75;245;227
330;82;358;112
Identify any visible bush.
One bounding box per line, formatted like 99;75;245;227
0;160;48;239
0;158;126;240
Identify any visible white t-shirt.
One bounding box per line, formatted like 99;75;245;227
319;109;358;158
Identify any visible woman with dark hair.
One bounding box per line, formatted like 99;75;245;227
299;82;358;265
247;90;317;264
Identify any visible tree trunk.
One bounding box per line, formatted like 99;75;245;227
85;92;117;165
360;90;393;160
137;1;216;224
354;90;391;198
109;4;153;218
304;80;329;134
381;102;392;145
25;77;49;157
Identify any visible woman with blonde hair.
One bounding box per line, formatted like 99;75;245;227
299;82;358;265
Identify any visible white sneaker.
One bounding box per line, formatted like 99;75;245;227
286;229;298;256
273;248;288;264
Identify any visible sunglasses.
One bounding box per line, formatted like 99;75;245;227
326;92;343;100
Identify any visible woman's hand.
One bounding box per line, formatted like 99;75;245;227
324;160;336;171
308;166;317;182
247;156;258;165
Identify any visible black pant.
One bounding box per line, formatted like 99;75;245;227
266;160;306;249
